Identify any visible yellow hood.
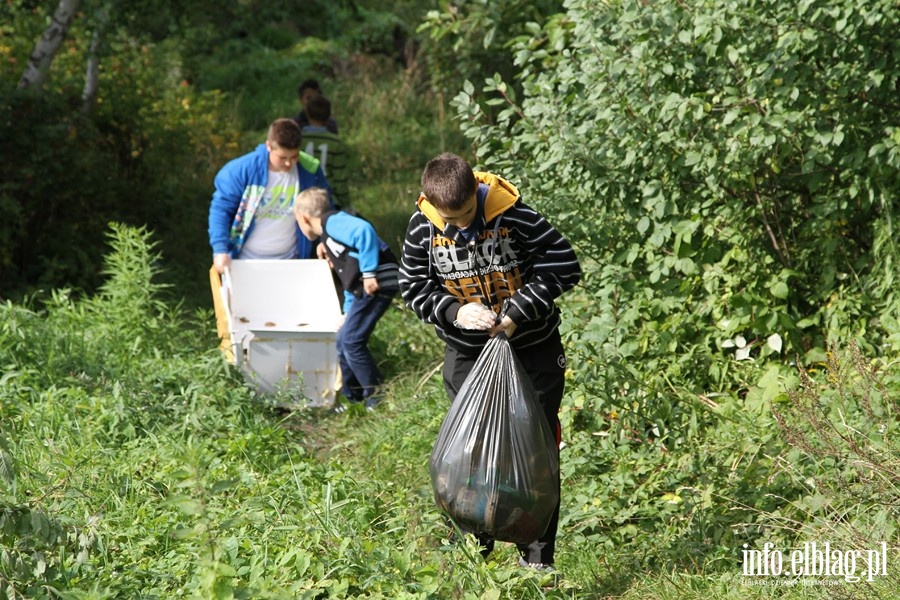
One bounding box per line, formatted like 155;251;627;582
416;171;520;230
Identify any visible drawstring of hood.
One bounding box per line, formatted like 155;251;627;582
427;228;434;281
481;213;504;311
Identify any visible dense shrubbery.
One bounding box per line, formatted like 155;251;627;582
446;0;899;589
453;0;898;441
456;0;897;370
417;0;565;99
0;30;239;301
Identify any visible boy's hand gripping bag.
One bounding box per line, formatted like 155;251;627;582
429;333;560;544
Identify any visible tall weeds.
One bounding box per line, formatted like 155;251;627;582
1;224;581;598
771;343;899;598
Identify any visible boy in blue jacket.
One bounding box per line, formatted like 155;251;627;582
293;187;399;411
208;118;332;274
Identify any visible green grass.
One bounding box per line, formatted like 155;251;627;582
6;226;897;599
0;230;590;598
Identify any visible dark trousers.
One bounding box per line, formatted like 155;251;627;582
442;333;565;565
336;290;395;400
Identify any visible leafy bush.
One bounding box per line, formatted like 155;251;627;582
417;0;565;98
0;89;108;293
427;0;900;590
451;0;899;425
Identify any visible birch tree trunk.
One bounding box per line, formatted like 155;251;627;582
81;27;102;113
81;6;109;114
18;0;84;90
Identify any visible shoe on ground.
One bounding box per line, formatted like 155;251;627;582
518;556;555;572
334;397;364;413
518;556;560;587
364;396;381;411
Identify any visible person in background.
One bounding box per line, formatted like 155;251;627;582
208;118;332;275
301;95;351;211
293;186;399;412
294;78;339;134
398;152;581;572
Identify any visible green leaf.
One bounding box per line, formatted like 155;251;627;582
637;216;650;234
805;347;828;363
483;27;496;49
211;478;239;494
0;435;15;494
832;129;844;146
167;495;204;515
171;526;202;540
684;151;702;166
770;281;789;299
33;552;47;577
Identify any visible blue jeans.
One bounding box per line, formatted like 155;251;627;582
337;290;395;400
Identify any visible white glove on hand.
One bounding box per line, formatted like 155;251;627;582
453;303;497;330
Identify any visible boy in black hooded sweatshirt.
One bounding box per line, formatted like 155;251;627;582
398;152;581;571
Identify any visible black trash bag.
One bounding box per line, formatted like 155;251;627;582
429;333;560;545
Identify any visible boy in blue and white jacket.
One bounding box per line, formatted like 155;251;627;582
208;118;332;274
294;187;399;411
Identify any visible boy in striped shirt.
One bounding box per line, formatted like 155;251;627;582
399;152;581;570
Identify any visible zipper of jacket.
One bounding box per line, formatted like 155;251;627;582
464;237;493;310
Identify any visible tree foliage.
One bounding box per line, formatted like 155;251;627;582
1;1;244;299
16;0;83;90
0;0;438;300
431;0;900;576
417;0;565;99
451;0;899;422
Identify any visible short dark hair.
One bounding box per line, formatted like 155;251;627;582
421;153;477;211
297;78;322;97
267;118;302;149
306;95;331;123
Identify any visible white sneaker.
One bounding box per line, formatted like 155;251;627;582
518;556;555;572
518;557;560;588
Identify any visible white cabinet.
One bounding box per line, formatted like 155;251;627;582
219;259;342;408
